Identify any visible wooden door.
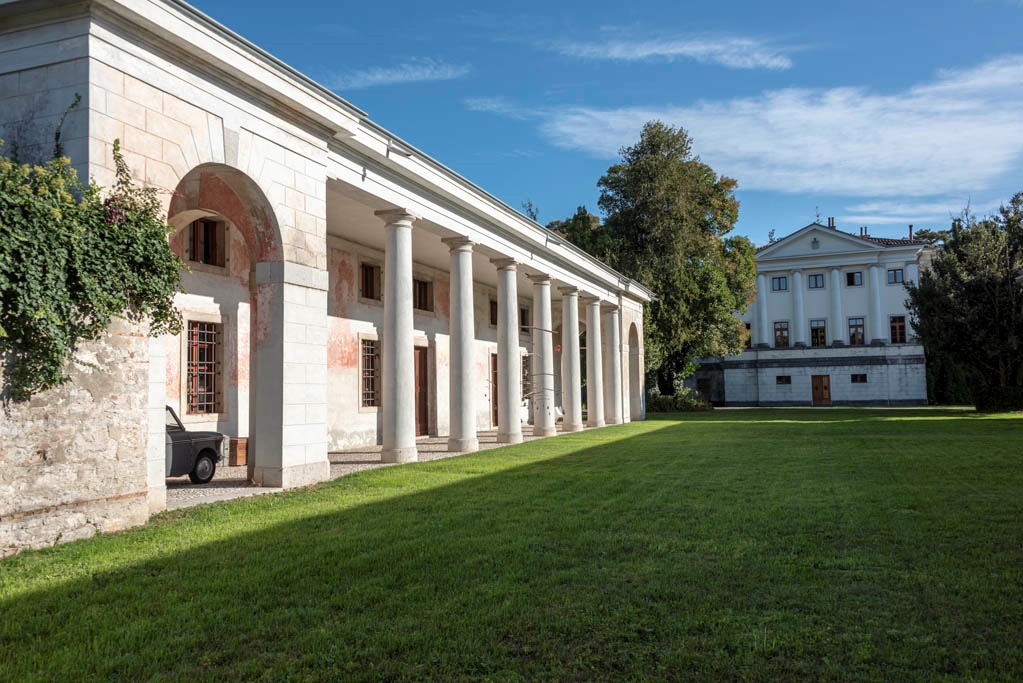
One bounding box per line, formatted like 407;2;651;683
414;346;429;436
811;375;831;407
491;353;499;427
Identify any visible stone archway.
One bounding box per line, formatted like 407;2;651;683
628;323;643;420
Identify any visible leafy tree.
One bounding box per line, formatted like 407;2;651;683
912;227;950;245
554;121;756;392
0;140;182;402
907;193;1023;411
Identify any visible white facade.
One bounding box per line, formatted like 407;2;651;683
0;0;651;551
691;222;934;407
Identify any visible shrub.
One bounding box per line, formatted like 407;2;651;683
646;387;712;412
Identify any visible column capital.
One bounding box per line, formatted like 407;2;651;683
600;301;619;313
557;285;578;296
580;294;602;305
441;236;475;252
490;257;517;270
526;272;552;284
791;268;803;275
374;208;418;226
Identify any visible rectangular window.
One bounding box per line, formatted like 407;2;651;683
771;276;788;291
489;300;498;326
810;319;827;347
808;273;825;289
851;373;868;384
773;321;789;348
186;321;222;414
360;263;381;301
521;354;531;401
890;315;907;344
189;219;225;267
520;307;530;334
776;375;792;385
846;271;863;287
744;322;752;349
848;317;865;346
361;339;380;407
888;268;904;284
413;278;433;311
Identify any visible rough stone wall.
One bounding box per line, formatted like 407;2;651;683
1;320;151;557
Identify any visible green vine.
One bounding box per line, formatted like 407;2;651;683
0;139;182;402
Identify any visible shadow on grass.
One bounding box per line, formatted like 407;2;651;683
2;410;1022;681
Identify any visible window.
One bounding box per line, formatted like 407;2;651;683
186;321;222;414
810;319;827;347
360;263;381;301
521;355;531;401
773;321;789;348
744;322;752;349
413;278;433;311
851;374;868;384
776;375;792;385
771;276;788;292
519;307;530;334
848;317;865;346
846;271;863;287
808;273;825;289
888;268;904;285
890;315;907;344
189;219;225;267
361;339;380;407
489;300;498;326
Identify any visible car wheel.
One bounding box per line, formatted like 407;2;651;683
189;451;217;484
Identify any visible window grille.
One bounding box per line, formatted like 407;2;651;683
361;339;380;407
187;321;222;414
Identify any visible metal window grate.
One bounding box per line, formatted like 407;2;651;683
361;339;380;407
187;321;222;414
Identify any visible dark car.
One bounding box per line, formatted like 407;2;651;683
165;406;227;484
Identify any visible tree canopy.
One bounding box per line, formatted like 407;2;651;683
907;192;1023;411
550;121;756;392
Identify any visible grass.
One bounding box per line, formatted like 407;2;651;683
2;408;1022;681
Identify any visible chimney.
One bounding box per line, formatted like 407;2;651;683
827;216;835;228
909;224;914;240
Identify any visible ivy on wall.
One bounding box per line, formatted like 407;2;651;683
0;139;182;402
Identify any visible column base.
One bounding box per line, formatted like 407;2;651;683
532;425;557;437
497;431;524;444
562;422;584;433
871;339;887;346
793;342;807;348
607;418;624;426
587;419;606;429
447;437;479;453
250;460;330;488
381;446;418;463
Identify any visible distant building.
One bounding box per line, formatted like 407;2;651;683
690;219;935;406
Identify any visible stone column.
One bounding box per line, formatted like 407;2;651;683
528;273;556;437
443;237;478;452
869;264;885;344
559;286;584;432
583;296;605;428
829;267;844;346
376;209;418;463
602;302;624;425
791;269;806;347
755;273;769;347
493;258;523;444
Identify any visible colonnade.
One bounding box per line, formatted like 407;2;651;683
376;211;627;464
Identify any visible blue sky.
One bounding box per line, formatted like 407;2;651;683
195;0;1022;246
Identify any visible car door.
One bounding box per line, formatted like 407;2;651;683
165;407;195;476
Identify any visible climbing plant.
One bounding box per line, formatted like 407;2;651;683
0;139;182;402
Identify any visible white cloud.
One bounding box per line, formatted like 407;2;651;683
462;96;529;119
559;35;794;70
472;55;1023;207
326;58;471;90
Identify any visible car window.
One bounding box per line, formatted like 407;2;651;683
165;407;184;430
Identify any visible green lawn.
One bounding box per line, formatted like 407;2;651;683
2;409;1022;681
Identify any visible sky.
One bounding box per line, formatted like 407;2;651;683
192;0;1023;246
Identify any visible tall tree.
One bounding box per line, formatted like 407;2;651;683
567;121;756;391
907;192;1023;411
546;206;616;260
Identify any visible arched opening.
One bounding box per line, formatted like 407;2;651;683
628;323;643;420
166;164;285;484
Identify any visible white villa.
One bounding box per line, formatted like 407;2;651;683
0;0;651;554
689;219;935;407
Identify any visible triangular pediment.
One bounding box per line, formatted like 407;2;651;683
757;223;883;260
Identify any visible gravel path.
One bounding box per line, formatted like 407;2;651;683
165;426;572;510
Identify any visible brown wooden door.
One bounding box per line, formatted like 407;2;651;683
491;353;499;427
811;374;831;407
414;346;429;436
